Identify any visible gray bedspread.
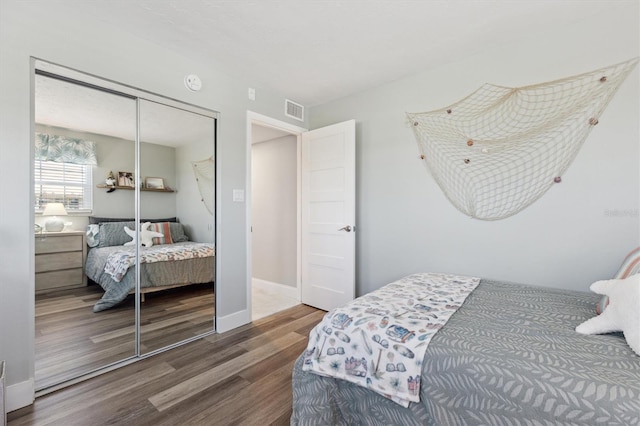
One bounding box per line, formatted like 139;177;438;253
85;242;214;312
291;279;640;425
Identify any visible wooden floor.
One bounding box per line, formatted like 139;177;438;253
35;283;215;389
10;303;323;426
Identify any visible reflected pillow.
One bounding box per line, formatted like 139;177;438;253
169;222;189;242
95;220;188;247
149;222;174;245
97;221;136;247
86;224;100;247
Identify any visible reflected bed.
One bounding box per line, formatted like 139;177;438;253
84;219;214;312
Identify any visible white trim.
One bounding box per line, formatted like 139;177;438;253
246;111;306;322
7;379;34;413
248;111;307;134
252;278;298;300
215;115;221;333
296;130;302;302
215;309;251;333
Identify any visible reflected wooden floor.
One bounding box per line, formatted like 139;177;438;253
11;304;322;426
35;283;214;389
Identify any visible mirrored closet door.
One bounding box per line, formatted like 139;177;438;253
33;60;217;390
138;99;216;354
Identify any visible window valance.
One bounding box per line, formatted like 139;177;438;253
35;132;98;165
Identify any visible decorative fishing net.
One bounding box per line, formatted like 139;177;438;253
191;156;215;215
407;58;638;220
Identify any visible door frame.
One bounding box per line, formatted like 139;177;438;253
31;59;220;399
245;111;307;317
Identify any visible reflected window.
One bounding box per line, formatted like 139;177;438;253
34;131;96;213
34;159;93;212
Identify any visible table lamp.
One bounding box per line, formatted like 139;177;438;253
42;203;67;232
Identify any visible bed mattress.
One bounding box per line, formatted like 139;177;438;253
85;242;214;312
291;278;640;425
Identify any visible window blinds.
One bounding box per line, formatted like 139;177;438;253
35;160;93;212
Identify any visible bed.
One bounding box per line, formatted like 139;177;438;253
84;219;215;312
291;273;640;425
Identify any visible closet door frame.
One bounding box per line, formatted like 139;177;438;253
32;58;219;395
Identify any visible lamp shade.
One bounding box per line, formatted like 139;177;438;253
42;203;68;216
43;203;67;232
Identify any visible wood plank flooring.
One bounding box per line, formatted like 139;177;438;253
10;304;323;426
35;283;214;389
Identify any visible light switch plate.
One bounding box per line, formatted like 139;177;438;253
248;87;255;101
233;189;245;202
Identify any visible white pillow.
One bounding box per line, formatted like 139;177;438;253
576;274;640;356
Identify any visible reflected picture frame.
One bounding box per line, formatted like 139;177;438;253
145;177;165;190
117;171;135;187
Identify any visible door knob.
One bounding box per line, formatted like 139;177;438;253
338;225;352;232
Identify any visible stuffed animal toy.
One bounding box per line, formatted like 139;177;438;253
105;171;116;186
576;274;640;356
124;222;163;247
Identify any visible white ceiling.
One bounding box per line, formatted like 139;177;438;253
36;69;289;146
46;0;618;107
35;70;215;146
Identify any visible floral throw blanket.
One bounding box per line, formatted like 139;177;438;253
104;243;214;282
302;272;480;407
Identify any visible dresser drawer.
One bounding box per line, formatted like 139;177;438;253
36;235;83;254
36;269;84;291
35;251;83;273
34;232;87;292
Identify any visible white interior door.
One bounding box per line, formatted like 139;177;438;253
301;120;355;311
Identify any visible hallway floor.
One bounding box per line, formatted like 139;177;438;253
251;279;299;321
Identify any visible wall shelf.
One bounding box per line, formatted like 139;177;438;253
97;184;175;193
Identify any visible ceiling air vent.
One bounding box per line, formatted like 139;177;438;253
285;99;304;121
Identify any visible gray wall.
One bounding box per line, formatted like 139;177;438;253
175;133;216;244
0;0;305;410
94;136;136;220
140;141;178;221
251;135;297;287
309;4;639;297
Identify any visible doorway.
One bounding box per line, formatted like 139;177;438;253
247;113;306;320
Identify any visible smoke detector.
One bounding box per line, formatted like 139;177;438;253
184;74;202;92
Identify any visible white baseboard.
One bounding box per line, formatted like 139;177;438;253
252;278;298;300
7;379;34;413
216;309;251;333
